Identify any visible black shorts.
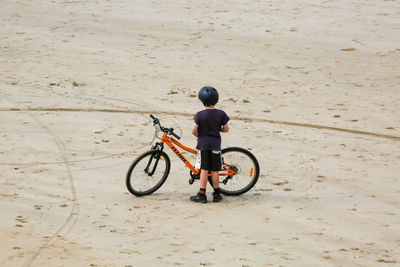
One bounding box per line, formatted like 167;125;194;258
199;150;222;171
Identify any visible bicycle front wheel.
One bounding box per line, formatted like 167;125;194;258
126;150;170;196
209;147;260;196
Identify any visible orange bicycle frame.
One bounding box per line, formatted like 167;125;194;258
160;132;236;176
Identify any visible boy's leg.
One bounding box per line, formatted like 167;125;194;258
211;171;219;189
200;169;208;189
211;171;222;202
189;169;208;203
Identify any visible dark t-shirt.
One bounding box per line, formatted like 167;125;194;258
194;108;230;151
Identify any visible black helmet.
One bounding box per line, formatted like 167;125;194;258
198;86;219;106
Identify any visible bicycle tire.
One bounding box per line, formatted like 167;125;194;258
208;147;260;196
126;150;170;196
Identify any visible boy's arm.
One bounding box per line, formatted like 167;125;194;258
221;123;229;133
192;123;199;137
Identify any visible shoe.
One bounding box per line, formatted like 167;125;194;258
190;192;207;203
212;192;223;202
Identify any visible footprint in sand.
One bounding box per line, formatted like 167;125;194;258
377;258;397;264
316;175;326;182
272;180;288;186
340;47;356;51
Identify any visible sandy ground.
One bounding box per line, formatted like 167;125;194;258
1;0;400;266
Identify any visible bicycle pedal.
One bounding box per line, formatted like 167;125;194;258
189;178;194;185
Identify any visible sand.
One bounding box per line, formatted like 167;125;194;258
1;0;399;266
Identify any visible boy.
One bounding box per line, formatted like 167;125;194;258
190;86;229;203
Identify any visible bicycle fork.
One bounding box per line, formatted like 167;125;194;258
144;143;164;176
144;151;162;176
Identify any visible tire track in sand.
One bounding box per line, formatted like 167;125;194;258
0;96;79;267
1;107;399;141
0;149;140;166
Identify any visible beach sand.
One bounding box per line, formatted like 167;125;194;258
1;0;399;266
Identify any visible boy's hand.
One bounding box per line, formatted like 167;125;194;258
221;124;229;133
192;123;199;137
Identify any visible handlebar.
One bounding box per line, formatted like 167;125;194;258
150;114;181;140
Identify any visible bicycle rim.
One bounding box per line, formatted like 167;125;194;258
126;150;170;196
219;147;259;195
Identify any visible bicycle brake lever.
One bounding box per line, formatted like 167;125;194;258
168;128;181;139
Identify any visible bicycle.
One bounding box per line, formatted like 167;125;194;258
126;114;260;196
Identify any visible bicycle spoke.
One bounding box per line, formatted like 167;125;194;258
126;151;170;196
216;147;259;195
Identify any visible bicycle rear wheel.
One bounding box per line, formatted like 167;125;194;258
126;150;170;196
209;147;260;196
